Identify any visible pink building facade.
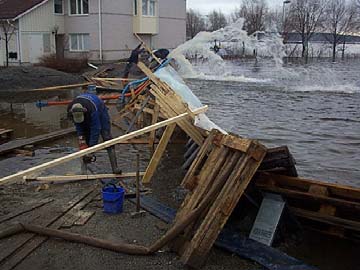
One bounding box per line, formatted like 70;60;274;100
0;0;186;65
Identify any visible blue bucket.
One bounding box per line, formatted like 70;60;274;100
102;184;125;214
87;85;97;94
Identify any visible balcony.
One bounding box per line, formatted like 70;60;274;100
133;0;159;34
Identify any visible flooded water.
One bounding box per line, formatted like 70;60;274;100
188;59;360;187
0;90;81;138
0;59;359;187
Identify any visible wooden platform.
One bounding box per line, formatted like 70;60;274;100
255;172;360;239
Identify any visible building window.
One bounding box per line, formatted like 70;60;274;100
142;0;156;16
134;0;137;15
69;34;90;51
149;0;156;16
43;34;51;53
69;0;89;15
54;0;64;14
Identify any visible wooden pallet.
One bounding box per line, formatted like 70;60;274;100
172;130;267;268
0;129;13;144
259;146;298;177
255;172;360;239
138;62;206;146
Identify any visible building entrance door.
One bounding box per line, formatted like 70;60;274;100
28;34;43;63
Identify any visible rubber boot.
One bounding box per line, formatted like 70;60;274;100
107;146;122;174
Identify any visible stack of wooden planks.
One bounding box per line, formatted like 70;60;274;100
171;130;267;268
255;172;360;240
114;62;208;185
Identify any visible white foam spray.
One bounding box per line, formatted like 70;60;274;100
169;18;360;93
169;18;285;78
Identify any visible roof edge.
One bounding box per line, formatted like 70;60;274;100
12;0;49;21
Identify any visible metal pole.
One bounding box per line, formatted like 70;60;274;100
136;153;140;212
282;1;291;34
98;0;103;63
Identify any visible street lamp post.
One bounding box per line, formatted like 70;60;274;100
282;0;291;34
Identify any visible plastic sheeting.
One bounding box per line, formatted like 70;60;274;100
154;65;227;134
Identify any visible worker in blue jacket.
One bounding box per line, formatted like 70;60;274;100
67;93;122;174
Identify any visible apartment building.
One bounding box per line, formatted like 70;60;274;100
0;0;186;65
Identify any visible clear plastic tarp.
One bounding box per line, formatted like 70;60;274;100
154;65;227;134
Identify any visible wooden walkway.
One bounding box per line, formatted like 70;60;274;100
0;128;75;155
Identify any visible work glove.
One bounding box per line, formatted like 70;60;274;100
79;143;88;151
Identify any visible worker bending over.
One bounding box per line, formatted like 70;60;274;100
67;93;122;174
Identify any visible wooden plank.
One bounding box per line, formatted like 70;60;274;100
92;77;136;81
289;207;360;232
151;87;204;145
259;146;298;177
142;123;176;184
74;211;95;226
0;199;53;224
60;190;99;228
138;62;165;87
181;142;267;268
134;35;161;64
149;103;160;150
319;205;337;216
309;185;329;196
25;172;145;182
31;82;91;92
256;184;360;211
0;188;95;268
1;190;99;270
181;130;219;188
215;133;252;153
0;106;208;186
0;129;13;136
174;146;230;224
256;172;360;201
173;150;241;254
155;95;203;144
0;128;76;155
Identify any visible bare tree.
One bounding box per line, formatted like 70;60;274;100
230;6;242;23
265;8;283;32
0;21;17;67
232;0;268;35
207;10;227;32
323;0;359;61
288;0;327;63
186;9;206;39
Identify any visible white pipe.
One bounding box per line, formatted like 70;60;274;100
17;20;22;64
98;0;103;62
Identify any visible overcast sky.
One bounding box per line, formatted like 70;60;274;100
187;0;285;14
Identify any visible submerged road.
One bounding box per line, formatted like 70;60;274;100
0;59;359;187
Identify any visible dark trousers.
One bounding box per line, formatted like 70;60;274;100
123;62;135;78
